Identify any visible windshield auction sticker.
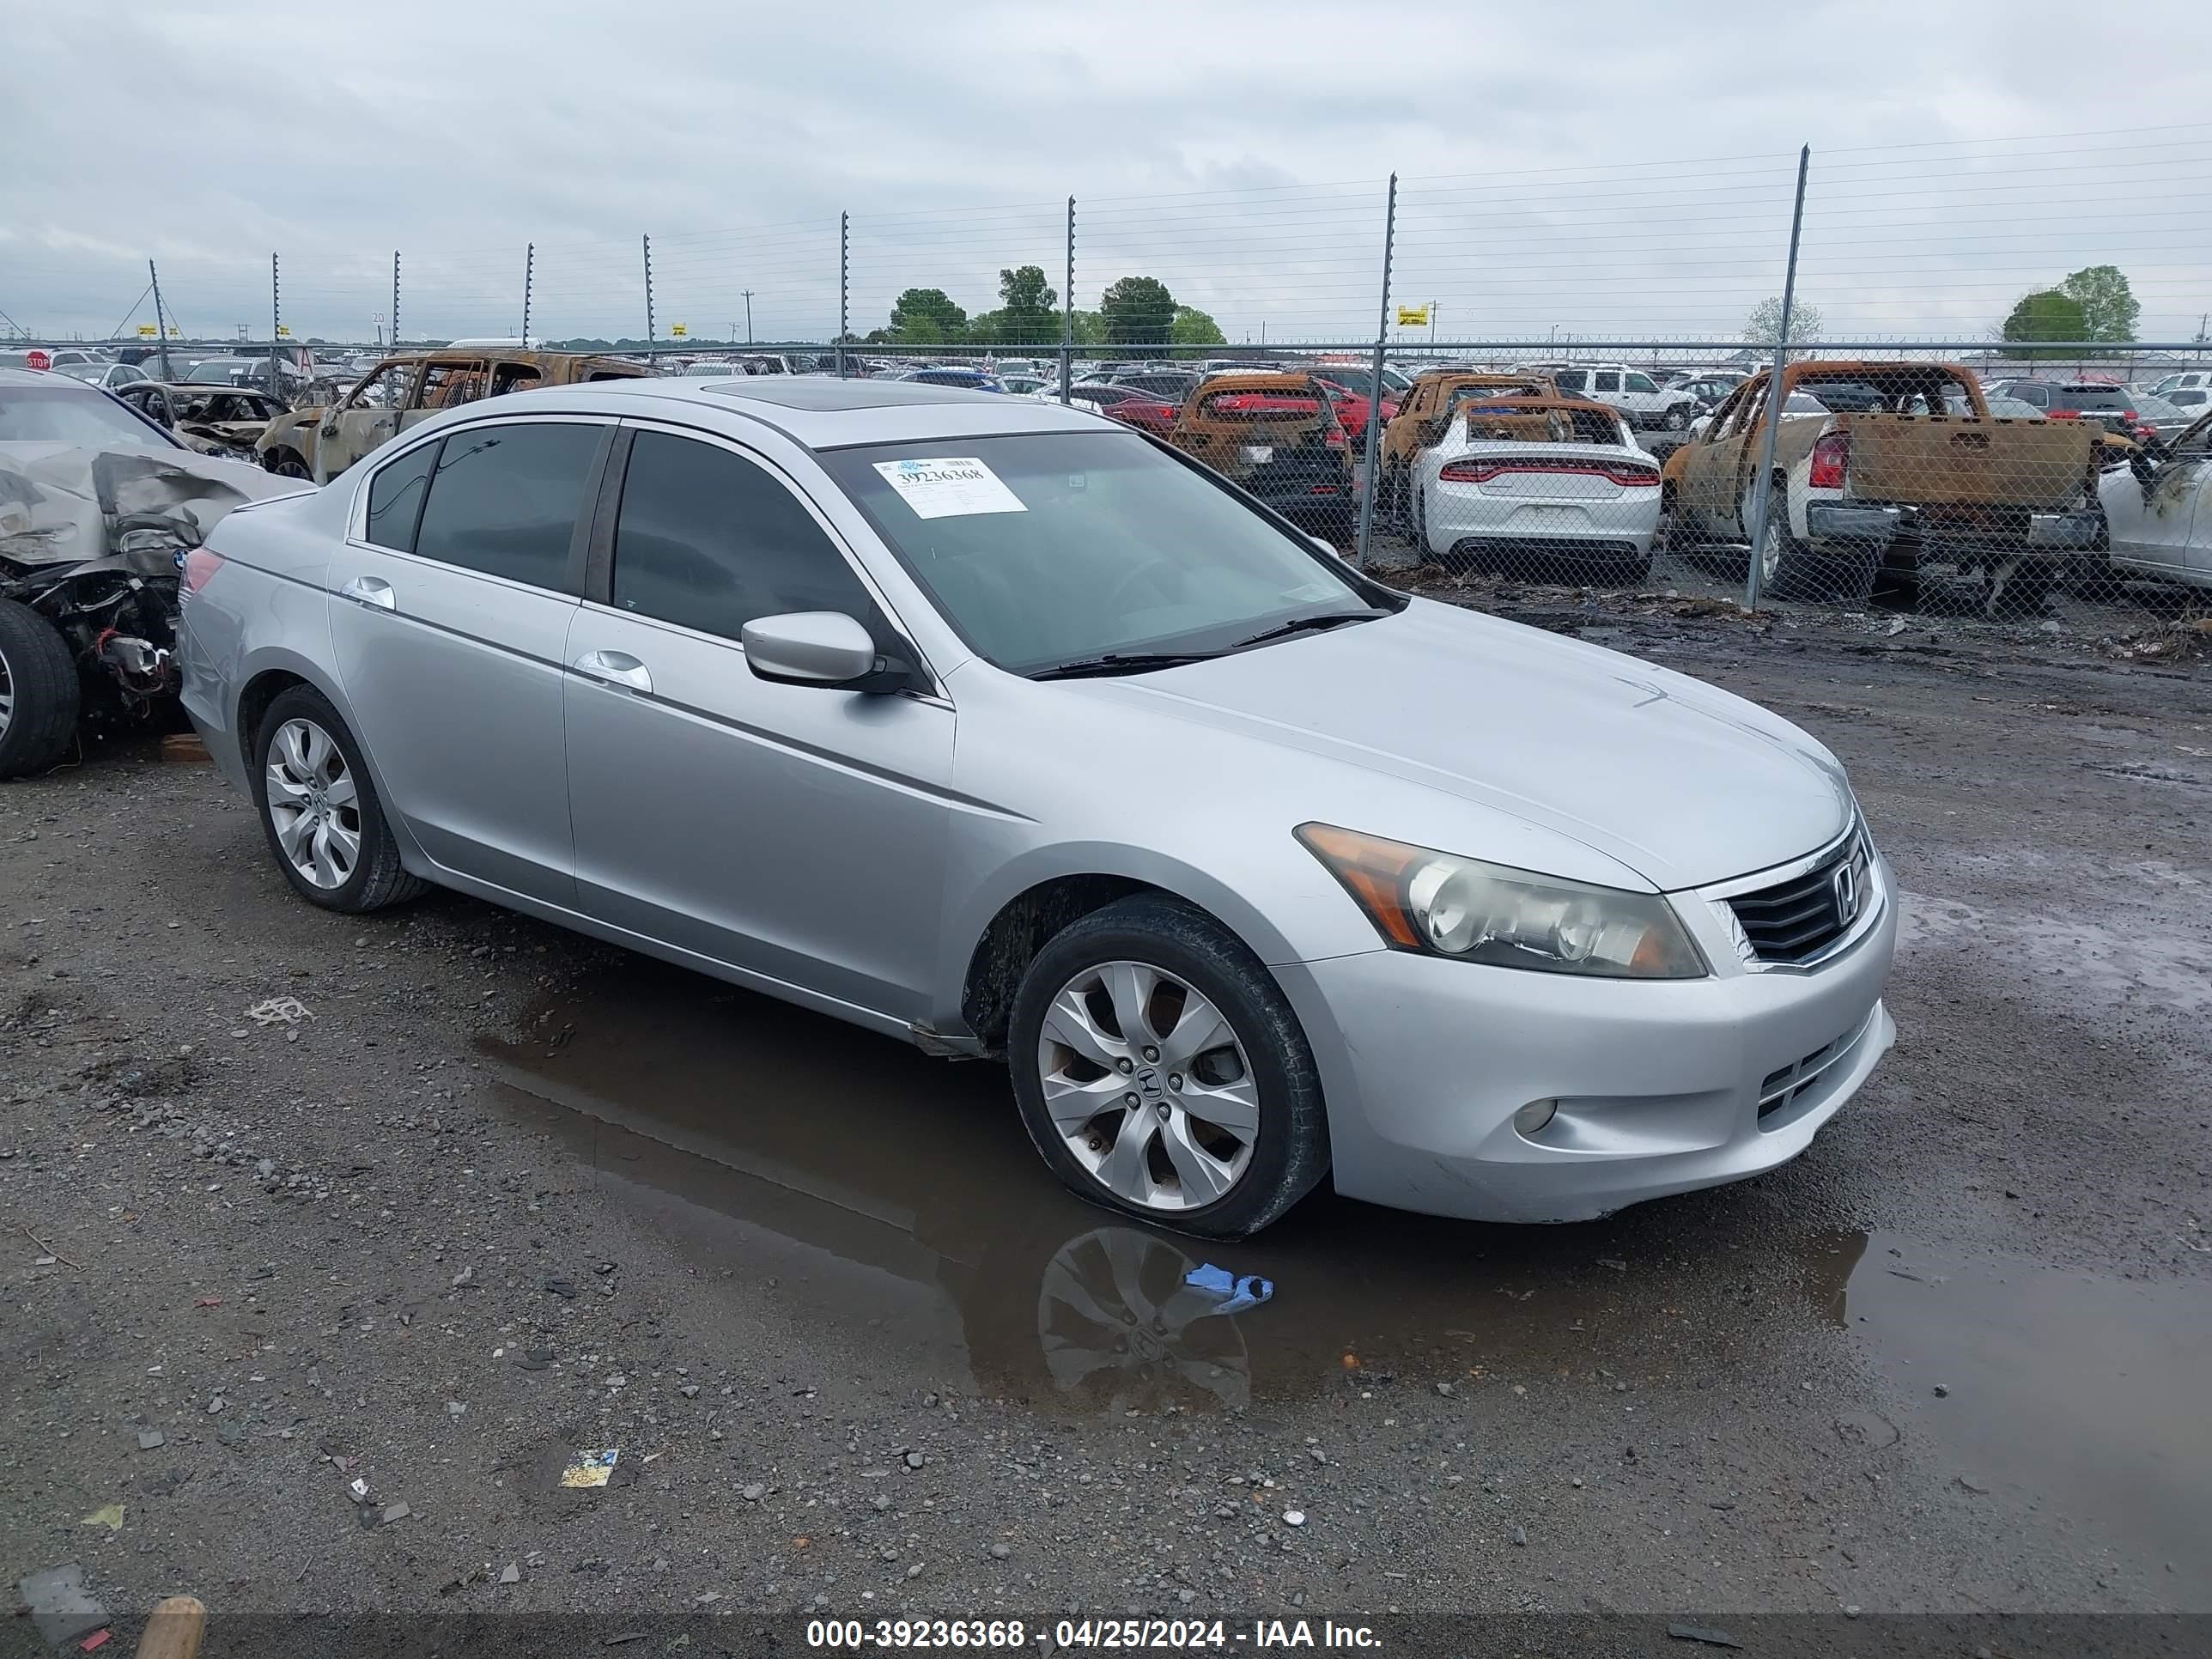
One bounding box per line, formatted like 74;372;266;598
872;456;1028;519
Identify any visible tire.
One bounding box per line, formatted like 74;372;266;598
264;449;313;481
249;684;428;913
1748;479;1878;603
0;598;81;780
1008;893;1329;1239
1663;403;1688;433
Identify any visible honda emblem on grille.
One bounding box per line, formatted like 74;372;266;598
1832;859;1860;924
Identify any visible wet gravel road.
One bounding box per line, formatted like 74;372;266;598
2;610;2208;1641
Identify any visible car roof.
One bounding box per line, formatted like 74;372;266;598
448;374;1104;449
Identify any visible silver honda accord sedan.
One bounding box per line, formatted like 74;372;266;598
176;378;1896;1237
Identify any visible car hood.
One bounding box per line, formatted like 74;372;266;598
0;442;294;567
1073;599;1852;890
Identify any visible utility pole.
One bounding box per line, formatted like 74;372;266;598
149;258;174;380
1061;195;1075;404
520;243;534;343
641;234;656;353
742;290;754;343
270;252;282;401
836;212;849;379
1353;173;1398;570
1742;144;1813;611
392;252;401;351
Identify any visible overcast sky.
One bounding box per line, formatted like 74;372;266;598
6;0;2212;348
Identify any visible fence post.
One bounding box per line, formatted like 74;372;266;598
641;234;656;356
1060;196;1075;404
270;253;282;401
520;243;534;343
836;212;849;379
1353;173;1398;570
392;252;400;349
149;259;173;380
1741;145;1811;611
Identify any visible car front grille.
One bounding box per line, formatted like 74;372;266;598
1759;1005;1881;1121
1725;828;1875;966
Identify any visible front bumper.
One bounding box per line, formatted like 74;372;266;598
1273;854;1898;1223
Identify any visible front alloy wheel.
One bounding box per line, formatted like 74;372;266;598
1036;960;1258;1212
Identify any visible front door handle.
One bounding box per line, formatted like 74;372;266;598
572;648;653;695
340;575;396;611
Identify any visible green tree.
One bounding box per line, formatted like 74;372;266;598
1100;276;1177;347
891;313;946;347
1169;306;1226;359
2002;289;2087;358
1069;309;1106;346
890;288;967;339
2058;265;2139;345
995;264;1059;345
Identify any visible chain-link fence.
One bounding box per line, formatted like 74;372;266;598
9;127;2209;645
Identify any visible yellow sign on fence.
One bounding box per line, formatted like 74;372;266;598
276;324;291;337
1396;305;1431;327
137;324;158;337
670;323;689;338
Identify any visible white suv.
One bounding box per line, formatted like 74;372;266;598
1521;362;1698;434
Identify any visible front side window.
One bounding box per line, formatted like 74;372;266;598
345;365;415;411
819;431;1372;676
410;422;600;587
610;432;876;643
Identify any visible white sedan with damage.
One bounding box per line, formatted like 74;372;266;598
1408;397;1661;585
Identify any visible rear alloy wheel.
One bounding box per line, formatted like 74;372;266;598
0;598;81;781
266;450;313;481
251;685;427;912
1010;894;1328;1238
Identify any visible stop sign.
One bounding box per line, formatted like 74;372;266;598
24;348;51;371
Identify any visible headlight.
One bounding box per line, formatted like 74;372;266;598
1296;823;1706;980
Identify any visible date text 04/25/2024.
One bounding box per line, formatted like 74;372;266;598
804;1620;1381;1650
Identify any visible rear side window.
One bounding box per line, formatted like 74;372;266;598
1552;369;1587;393
609;432;876;644
365;442;439;550
411;422;600;586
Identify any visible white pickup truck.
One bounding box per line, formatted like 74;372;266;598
1518;362;1699;436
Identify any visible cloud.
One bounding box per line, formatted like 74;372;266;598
4;0;2209;346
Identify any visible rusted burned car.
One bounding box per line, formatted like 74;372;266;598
257;349;647;483
1376;370;1557;526
1662;362;2104;614
1168;372;1355;540
0;367;298;777
115;383;288;462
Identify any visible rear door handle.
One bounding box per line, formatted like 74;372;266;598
572;648;653;695
340;575;396;611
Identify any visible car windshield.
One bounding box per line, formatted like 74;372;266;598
0;384;173;447
1310;367;1376;398
2056;386;2130;410
818;432;1375;676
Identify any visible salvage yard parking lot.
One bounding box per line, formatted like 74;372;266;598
3;607;2208;1632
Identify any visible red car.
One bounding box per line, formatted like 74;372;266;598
1102;392;1180;438
1305;365;1401;447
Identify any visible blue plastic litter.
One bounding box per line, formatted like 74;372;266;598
1185;1263;1273;1314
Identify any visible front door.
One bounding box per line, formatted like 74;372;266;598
324;417;610;905
314;362;416;483
562;426;955;1024
2106;418;2212;575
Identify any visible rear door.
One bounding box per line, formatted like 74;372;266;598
324;416;611;905
562;424;956;1020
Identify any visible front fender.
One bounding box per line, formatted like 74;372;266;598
255;410;323;465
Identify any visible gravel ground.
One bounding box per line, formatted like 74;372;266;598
3;604;2208;1644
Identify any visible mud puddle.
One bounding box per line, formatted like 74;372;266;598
479;961;1867;1415
1838;1233;2212;1600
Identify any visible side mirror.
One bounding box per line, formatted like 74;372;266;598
741;611;913;693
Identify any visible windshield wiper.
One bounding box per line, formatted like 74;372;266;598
1231;610;1386;651
1028;651;1222;681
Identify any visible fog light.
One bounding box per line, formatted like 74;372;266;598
1513;1099;1558;1138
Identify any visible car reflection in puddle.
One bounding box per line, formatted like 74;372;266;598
477;957;1865;1413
